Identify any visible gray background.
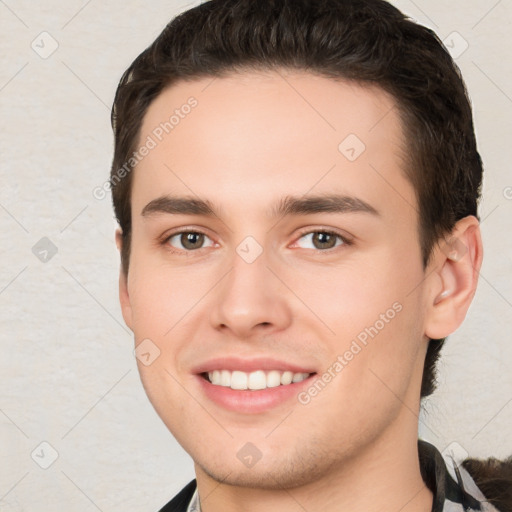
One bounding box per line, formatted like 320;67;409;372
1;1;511;510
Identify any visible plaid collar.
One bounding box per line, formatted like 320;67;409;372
182;441;498;512
419;440;498;512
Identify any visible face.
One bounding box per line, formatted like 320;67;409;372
119;70;435;488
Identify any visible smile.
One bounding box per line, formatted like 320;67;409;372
193;357;317;413
205;370;312;390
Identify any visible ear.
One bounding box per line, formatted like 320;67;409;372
115;228;133;331
424;215;483;340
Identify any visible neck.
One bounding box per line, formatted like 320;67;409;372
194;415;433;512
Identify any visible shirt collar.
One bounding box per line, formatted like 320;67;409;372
419;439;498;512
186;487;200;512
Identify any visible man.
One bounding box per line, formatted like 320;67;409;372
109;0;511;510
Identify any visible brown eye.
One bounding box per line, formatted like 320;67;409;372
181;232;204;250
166;231;214;251
295;231;347;250
312;232;337;249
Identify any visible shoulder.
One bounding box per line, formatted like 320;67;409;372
157;480;197;512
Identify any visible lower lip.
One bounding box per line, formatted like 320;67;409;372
196;374;315;414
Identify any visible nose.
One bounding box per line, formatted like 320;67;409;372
209;246;293;340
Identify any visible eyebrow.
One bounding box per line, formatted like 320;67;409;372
141;194;380;219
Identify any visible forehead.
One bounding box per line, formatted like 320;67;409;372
132;69;414;225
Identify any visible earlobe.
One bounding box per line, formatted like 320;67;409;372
424;216;483;340
115;228;133;331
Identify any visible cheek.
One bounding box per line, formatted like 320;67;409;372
127;254;205;337
290;253;410;338
296;249;424;389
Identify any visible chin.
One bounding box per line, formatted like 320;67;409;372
194;446;337;490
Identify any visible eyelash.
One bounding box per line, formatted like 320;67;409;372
161;227;353;255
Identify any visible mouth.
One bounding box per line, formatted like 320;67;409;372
193;359;317;413
201;369;313;390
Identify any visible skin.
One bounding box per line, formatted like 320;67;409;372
116;69;483;512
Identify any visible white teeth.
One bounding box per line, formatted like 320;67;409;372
292;372;309;383
248;370;267;390
231;370;248;390
280;371;293;385
206;370;311;390
220;370;231;387
266;370;281;388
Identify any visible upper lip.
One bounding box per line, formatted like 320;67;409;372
191;357;316;375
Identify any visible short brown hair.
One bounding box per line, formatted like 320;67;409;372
110;0;483;398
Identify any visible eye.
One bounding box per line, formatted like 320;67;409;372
293;230;351;251
165;231;215;251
